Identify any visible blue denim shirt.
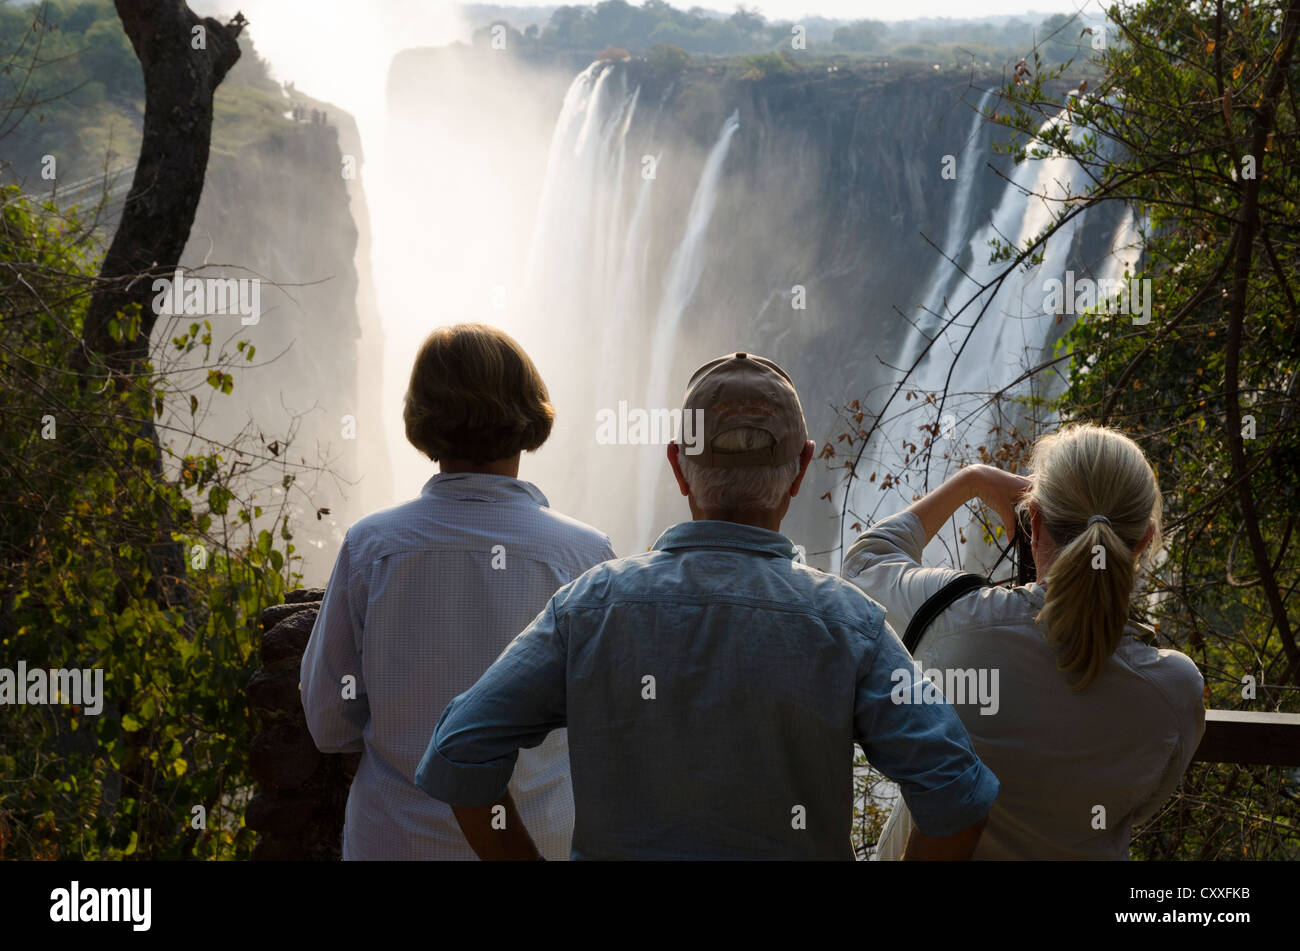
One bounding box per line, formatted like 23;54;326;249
416;519;999;859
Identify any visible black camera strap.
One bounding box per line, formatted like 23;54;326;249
901;520;1033;654
901;573;993;653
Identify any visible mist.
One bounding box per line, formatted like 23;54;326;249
183;0;1133;573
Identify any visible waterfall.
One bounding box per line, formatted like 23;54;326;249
847;98;1142;572
525;62;644;346
520;65;645;415
520;76;740;551
509;61;672;554
647;108;742;393
635;109;741;543
904;87;997;368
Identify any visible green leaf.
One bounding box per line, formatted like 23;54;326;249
132;437;156;467
208;485;232;516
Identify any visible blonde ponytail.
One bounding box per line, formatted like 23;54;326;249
1027;425;1162;690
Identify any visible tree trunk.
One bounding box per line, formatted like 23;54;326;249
81;0;245;373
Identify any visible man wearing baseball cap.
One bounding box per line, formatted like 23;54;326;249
416;352;999;859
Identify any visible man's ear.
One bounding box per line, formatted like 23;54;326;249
667;442;691;497
787;440;816;498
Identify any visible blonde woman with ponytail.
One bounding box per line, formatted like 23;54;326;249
843;423;1205;859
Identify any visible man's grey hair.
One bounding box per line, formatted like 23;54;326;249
678;427;801;512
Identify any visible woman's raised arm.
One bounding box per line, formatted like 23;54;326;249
841;465;1029;636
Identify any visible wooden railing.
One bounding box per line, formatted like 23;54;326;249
1193;710;1300;765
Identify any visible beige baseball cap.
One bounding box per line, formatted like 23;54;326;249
682;351;809;468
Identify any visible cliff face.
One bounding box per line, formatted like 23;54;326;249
5;19;388;578
681;66;1019;364
628;65;1020;559
174;83;389;577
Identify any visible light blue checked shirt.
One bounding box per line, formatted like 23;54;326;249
300;472;614;860
416;519;999;859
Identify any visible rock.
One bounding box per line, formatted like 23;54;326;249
251;835;306;861
285;587;326;605
247;592;353;859
246;792;317;835
260;600;316;632
246;666;302;715
261;607;320;665
249;720;321;791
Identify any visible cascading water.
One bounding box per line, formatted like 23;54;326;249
509;64;745;553
637;109;741;544
904;88;997;368
520;66;1138;564
844;98;1142;573
526;62;643;353
516;62;662;554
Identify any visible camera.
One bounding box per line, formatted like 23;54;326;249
1015;505;1036;584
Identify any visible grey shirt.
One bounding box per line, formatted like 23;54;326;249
843;510;1205;860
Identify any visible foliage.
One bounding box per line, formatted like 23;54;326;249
0;0;279;185
1043;0;1300;860
839;0;1299;860
645;41;688;79
462;0;1105;69
733;50;795;81
0;178;304;859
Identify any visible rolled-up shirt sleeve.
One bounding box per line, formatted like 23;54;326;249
853;619;1000;837
300;532;369;753
415;598;569;808
842;510;969;638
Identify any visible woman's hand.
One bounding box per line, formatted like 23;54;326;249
967;465;1032;539
902;464;1032;544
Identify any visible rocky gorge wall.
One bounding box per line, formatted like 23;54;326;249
176;83;391;580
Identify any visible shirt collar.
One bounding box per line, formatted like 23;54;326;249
420;471;550;507
1022;581;1047;605
651;520;798;560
